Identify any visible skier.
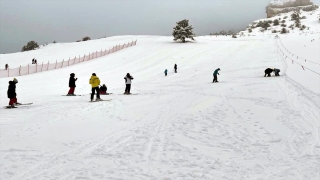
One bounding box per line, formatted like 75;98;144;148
89;73;102;101
100;84;108;95
5;64;8;70
213;68;220;83
7;78;19;108
164;69;168;76
174;64;177;73
32;58;35;64
264;68;274;77
67;73;77;96
274;68;281;76
124;73;134;94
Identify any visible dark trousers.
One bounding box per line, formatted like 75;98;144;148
125;84;131;94
213;74;218;82
264;73;271;77
68;87;75;94
91;87;100;100
165;73;167;76
174;68;177;73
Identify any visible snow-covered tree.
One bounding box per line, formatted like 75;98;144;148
172;19;195;43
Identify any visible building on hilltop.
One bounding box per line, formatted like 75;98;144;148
266;0;318;17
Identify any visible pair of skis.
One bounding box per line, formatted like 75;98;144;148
4;103;33;109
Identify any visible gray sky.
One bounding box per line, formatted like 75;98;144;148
1;0;317;53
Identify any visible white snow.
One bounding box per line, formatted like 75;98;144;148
0;12;320;180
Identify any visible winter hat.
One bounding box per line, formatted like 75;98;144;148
13;78;18;83
103;84;106;86
70;73;75;76
92;73;96;76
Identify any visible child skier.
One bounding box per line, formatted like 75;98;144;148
213;68;220;83
124;73;134;94
89;73;102;101
100;84;108;95
7;78;19;108
164;69;168;76
67;73;77;96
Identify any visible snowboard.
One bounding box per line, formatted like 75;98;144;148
120;93;138;95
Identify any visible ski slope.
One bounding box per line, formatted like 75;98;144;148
0;34;320;179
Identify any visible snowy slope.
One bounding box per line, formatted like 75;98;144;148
0;35;319;179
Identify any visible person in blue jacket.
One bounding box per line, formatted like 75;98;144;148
213;68;220;83
164;69;168;76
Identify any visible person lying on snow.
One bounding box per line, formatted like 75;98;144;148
99;84;109;95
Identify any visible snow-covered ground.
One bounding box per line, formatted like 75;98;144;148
1;15;320;180
240;7;320;35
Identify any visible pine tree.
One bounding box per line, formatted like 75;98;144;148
21;41;39;52
172;19;195;43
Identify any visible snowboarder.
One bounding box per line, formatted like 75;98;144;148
7;78;19;108
124;73;134;94
264;68;274;77
100;84;108;95
274;68;280;76
5;64;8;70
89;73;102;101
213;68;220;83
174;64;177;73
164;69;168;76
67;73;77;96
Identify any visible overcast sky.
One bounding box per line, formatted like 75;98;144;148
0;0;319;53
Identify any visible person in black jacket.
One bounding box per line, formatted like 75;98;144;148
99;84;108;94
264;68;274;77
67;73;78;96
174;64;177;73
124;73;134;94
7;78;18;107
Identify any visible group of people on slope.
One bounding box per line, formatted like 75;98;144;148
264;68;280;77
66;72;134;101
164;64;178;76
6;65;280;106
32;58;37;64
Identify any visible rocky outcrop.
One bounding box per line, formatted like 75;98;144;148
266;0;318;17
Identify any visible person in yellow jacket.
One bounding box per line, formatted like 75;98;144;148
89;73;102;101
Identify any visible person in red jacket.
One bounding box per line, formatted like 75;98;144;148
67;73;77;96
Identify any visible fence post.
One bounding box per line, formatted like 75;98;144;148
55;60;57;69
8;68;9;77
36;63;38;72
68;57;70;66
62;59;64;68
41;62;43;72
47;61;49;71
19;65;21;76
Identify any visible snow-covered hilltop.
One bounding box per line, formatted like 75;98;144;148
266;0;317;17
240;4;319;35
